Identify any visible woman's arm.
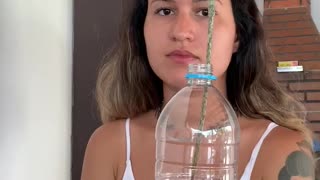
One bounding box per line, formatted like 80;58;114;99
260;127;315;180
81;122;124;180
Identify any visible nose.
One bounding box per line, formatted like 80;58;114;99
170;13;195;42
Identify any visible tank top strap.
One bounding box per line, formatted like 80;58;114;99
123;118;135;180
125;118;131;161
240;122;278;180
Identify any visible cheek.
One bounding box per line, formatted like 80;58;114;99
144;23;153;52
144;17;167;45
144;19;170;73
144;34;159;67
210;28;236;77
144;22;188;89
144;24;163;77
144;21;165;58
144;25;158;65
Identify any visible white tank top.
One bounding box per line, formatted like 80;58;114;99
122;118;278;180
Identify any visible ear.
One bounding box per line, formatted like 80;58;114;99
232;36;239;53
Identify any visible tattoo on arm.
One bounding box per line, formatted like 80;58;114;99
278;140;315;180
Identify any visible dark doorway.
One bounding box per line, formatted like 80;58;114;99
72;0;123;179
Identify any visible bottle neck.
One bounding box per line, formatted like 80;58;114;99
186;64;214;87
187;79;212;87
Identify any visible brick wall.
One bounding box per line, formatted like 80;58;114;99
263;2;320;137
265;0;310;8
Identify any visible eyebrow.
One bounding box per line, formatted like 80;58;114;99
151;0;222;5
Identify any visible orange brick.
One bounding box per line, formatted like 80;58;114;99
265;13;310;23
299;61;320;71
268;36;320;46
308;122;320;132
307;92;320;101
304;71;320;80
290;82;320;91
273;52;320;61
304;102;320;111
267;28;318;38
275;72;304;81
271;44;320;53
264;21;314;31
306;112;320;122
264;7;307;16
265;0;310;9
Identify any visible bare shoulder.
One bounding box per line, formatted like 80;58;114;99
258;125;315;180
81;120;126;180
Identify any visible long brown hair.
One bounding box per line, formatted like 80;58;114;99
96;0;313;142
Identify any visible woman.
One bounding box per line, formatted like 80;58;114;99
81;0;315;179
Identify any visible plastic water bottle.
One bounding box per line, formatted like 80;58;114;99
155;64;240;180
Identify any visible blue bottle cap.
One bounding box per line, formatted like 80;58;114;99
185;74;217;81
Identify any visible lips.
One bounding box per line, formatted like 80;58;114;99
166;50;199;64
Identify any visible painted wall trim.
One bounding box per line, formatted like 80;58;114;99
255;0;264;15
311;0;320;31
0;0;73;180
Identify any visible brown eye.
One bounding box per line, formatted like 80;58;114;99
157;8;174;16
197;9;209;17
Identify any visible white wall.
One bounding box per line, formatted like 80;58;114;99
0;1;73;180
255;0;264;15
311;0;320;31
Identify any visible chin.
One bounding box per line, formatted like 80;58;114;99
162;77;186;90
169;79;188;91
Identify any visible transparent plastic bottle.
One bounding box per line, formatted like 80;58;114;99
155;64;240;180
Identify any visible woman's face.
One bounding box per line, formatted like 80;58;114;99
144;0;238;99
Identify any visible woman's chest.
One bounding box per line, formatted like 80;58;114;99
129;133;155;180
128;140;257;180
122;119;268;180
